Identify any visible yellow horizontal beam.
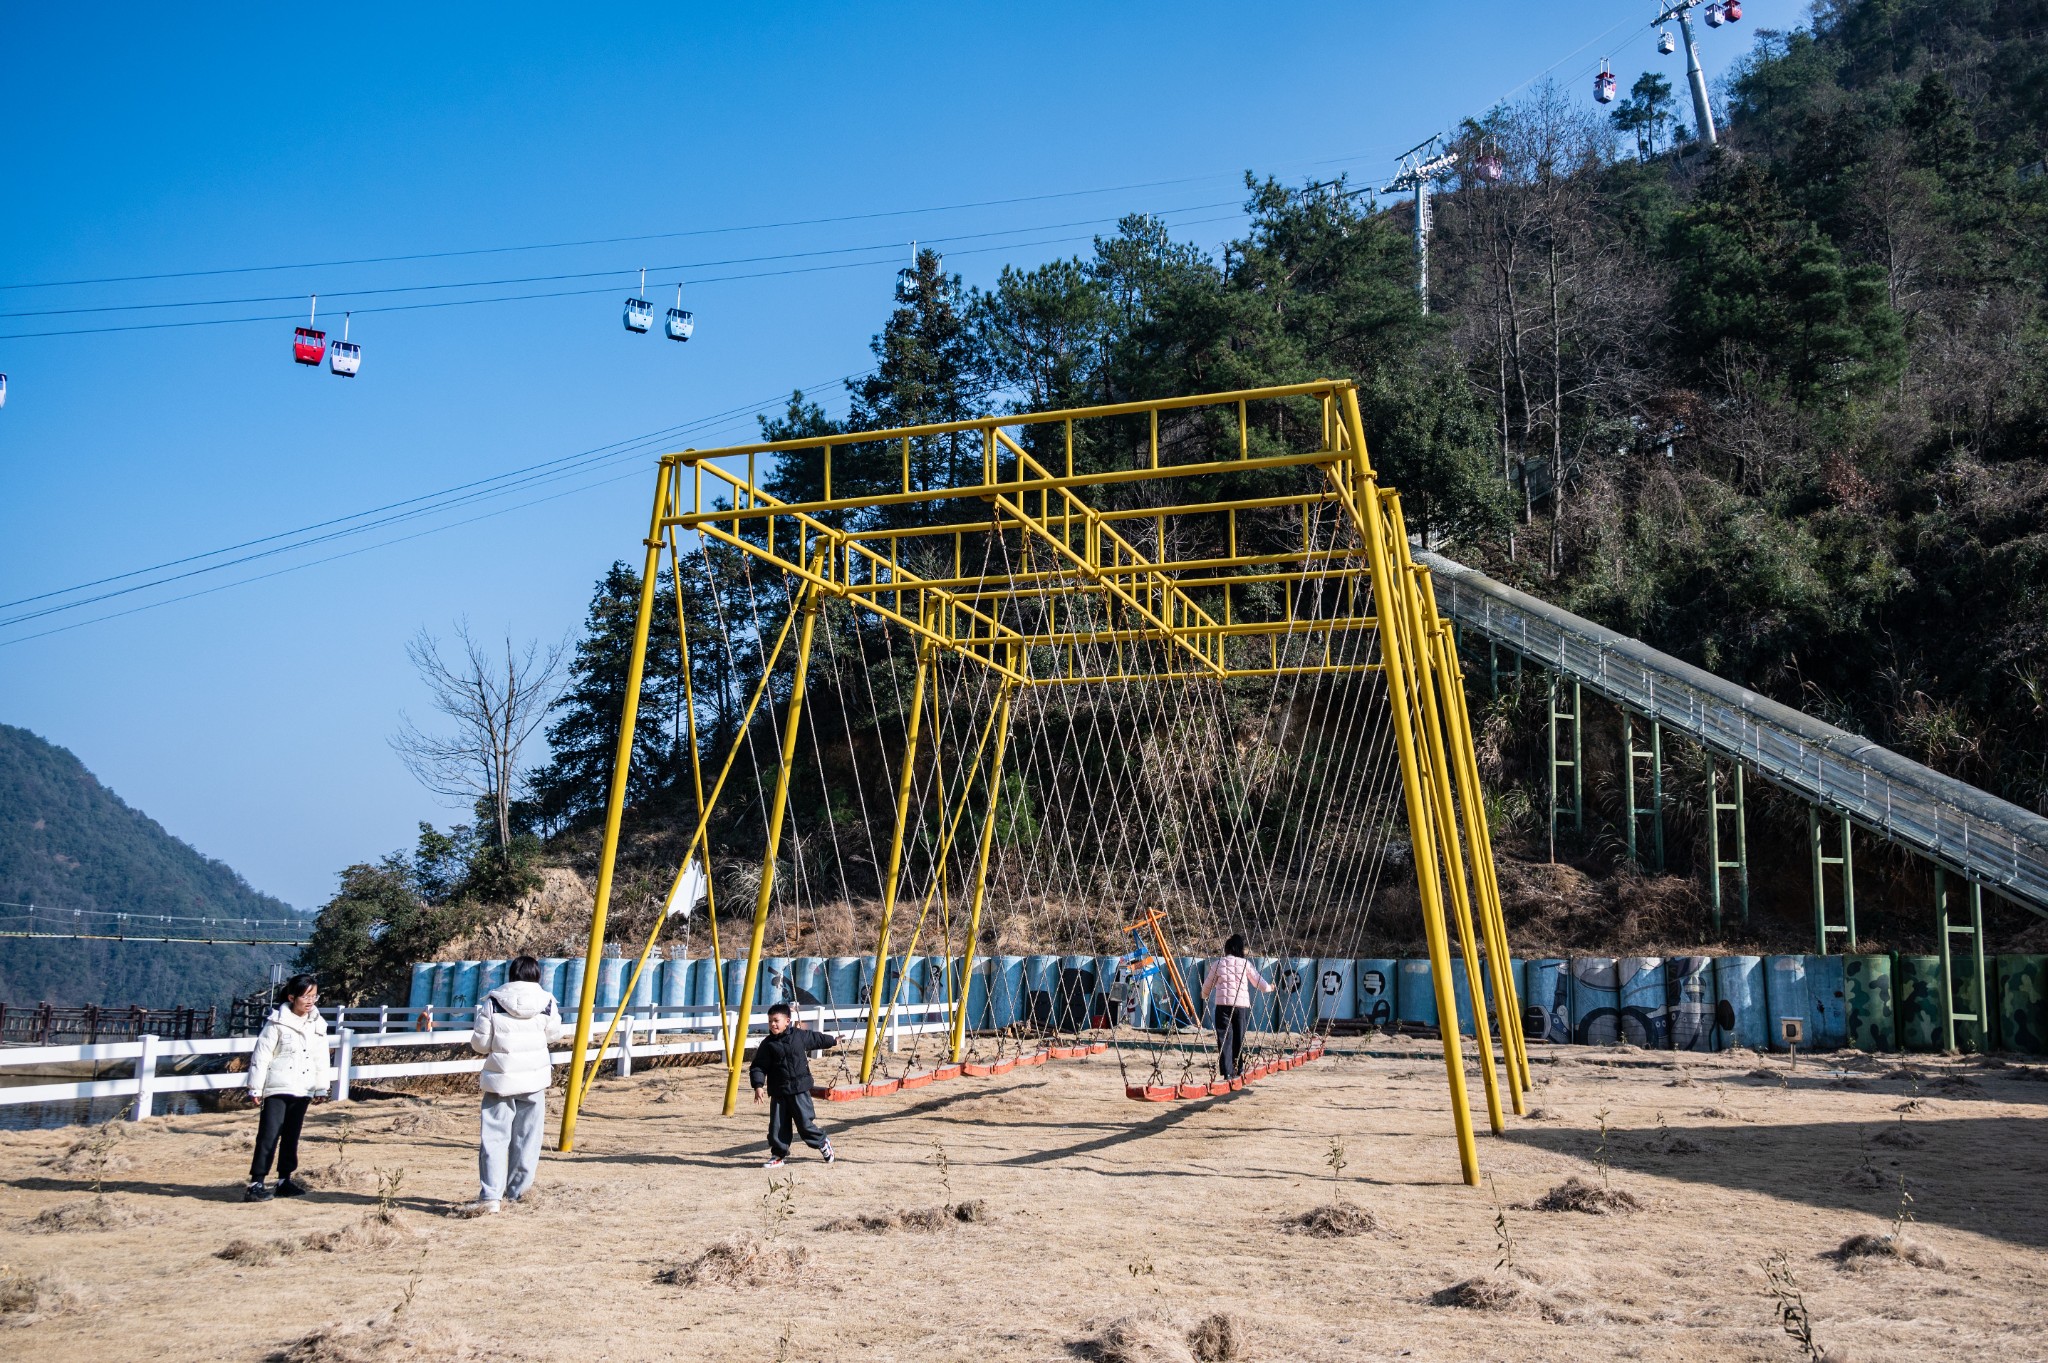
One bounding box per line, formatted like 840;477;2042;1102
669;449;1342;529
670;379;1350;465
949;616;1379;648
1021;662;1383;687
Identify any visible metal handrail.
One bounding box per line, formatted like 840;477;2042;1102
1420;549;2048;918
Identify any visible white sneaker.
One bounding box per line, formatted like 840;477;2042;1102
761;1156;787;1168
462;1199;501;1216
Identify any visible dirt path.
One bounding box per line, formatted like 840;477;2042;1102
3;1038;2044;1361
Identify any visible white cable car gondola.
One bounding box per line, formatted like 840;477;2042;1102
895;241;919;302
1595;64;1618;104
1705;2;1725;26
293;295;327;366
665;284;694;342
1658;28;1677;54
623;268;653;333
329;313;361;377
1474;139;1505;181
0;373;8;409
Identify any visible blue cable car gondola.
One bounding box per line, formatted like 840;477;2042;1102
624;268;653;334
665;284;693;342
329;313;361;377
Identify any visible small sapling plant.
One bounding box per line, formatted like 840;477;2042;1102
1324;1138;1348;1188
1762;1250;1824;1361
761;1173;798;1242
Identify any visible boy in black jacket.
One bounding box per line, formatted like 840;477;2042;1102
749;1003;839;1168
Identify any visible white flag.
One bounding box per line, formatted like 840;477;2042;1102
665;857;706;920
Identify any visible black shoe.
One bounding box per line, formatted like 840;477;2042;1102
275;1175;309;1198
244;1181;273;1202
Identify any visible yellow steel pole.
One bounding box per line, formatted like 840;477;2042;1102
859;645;933;1082
720;573;825;1116
1425;589;1531;1094
949;678;1018;1063
1389;538;1509;1133
558;463;671;1152
572;587;804;1102
1337;387;1479;1186
1446;623;1530;1101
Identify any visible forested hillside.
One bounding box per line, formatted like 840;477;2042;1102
307;0;2048;993
0;724;303;1007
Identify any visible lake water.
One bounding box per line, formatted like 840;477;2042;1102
0;1093;204;1131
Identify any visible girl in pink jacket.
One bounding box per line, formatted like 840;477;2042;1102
1201;934;1272;1079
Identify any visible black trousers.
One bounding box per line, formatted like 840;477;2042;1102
1214;1004;1249;1079
250;1094;310;1182
767;1092;828;1158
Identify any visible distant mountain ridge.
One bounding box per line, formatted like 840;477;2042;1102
0;722;305;1008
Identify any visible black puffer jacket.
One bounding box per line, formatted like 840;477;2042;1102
748;1026;840;1098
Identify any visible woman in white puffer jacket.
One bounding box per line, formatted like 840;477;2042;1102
244;973;332;1201
466;955;567;1213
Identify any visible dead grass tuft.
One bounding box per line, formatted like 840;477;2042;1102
1872;1125;1926;1150
1431;1271;1529;1311
821;1202;990;1233
1086;1313;1195;1363
1526;1177;1642;1215
1185;1311;1246;1362
1834;1232;1946;1269
1523;1107;1560;1120
2004;1066;2048;1083
1694;1105;1745;1120
303;1213;419;1254
654;1236;808;1288
271;1315;486;1362
0;1266;84;1324
217;1236;304;1266
384;1109;461;1138
26;1197;155;1234
1286;1201;1377;1237
299;1162;378;1194
43;1141;136;1177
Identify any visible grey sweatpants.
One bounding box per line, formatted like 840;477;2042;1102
478;1090;545;1203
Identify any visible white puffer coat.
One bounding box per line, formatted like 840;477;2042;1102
247;1005;332;1100
469;981;568;1097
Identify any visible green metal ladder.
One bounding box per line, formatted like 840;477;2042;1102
1809;808;1857;953
1547;674;1582;858
1935;868;1989;1052
1622;711;1664;872
1705;758;1748;934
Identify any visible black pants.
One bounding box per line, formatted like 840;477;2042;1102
250;1094;310;1182
1214;1004;1249;1079
767;1093;828;1158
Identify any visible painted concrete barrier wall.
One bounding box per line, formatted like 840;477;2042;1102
407;949;2048;1055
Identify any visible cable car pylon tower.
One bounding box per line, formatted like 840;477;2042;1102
1654;0;1726;148
1381;136;1459;314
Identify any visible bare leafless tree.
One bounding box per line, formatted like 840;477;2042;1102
391;623;566;862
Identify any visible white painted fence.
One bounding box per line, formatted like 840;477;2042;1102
0;1002;949;1122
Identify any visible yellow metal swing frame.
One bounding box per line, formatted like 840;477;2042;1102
555;379;1527;1186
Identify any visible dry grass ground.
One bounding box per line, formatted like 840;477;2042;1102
2;1040;2045;1361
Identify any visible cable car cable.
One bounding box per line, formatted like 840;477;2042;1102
0;367;877;628
0;212;1245;342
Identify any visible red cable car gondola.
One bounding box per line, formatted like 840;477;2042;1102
1723;1;1742;21
293;295;327;366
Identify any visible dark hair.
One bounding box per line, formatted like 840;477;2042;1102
767;1002;792;1020
278;973;320;1003
1223;933;1247;959
509;955;542;984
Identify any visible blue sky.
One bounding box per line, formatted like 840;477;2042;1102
0;2;1800;909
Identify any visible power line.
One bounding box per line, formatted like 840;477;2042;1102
0;201;1243;322
0;370;877;644
0;211;1246;342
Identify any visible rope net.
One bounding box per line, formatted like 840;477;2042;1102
558;380;1525;1186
